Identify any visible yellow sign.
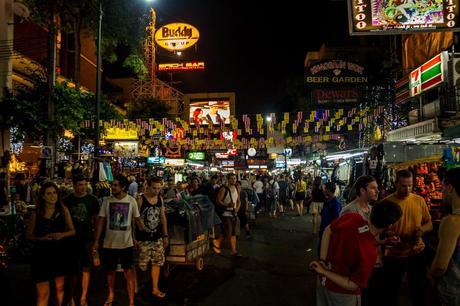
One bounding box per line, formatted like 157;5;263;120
104;127;138;140
158;62;205;72
155;23;200;52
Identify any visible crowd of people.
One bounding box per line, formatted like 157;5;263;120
3;167;460;306
309;169;460;306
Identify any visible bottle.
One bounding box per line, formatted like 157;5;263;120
92;249;100;267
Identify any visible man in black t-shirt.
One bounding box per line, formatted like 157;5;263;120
63;174;99;306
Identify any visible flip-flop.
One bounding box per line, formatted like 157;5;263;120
152;291;166;299
212;241;221;254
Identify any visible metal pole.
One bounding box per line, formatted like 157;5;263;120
47;14;57;178
284;152;287;173
95;1;102;157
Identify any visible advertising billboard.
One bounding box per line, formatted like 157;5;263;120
154;23;200;52
189;100;230;125
348;0;460;35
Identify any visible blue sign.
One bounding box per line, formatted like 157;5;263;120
147;156;166;164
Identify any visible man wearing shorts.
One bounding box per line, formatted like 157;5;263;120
135;177;169;299
213;173;241;256
64;174;100;306
93;174;145;306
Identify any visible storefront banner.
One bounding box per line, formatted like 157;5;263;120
147;156;165;164
410;51;448;97
305;60;367;85
348;0;460;35
186;151;206;161
164;158;185;167
312;88;361;104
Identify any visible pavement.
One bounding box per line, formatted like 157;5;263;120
3;211;319;306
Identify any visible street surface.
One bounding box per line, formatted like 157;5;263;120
4;212;317;306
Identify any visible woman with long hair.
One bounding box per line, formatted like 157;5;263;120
26;181;76;306
294;176;307;216
310;176;326;235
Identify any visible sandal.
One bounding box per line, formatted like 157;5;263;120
80;301;87;306
152;291;166;299
212;241;221;254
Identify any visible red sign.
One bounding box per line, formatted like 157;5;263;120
313;89;360;104
158;62;205;72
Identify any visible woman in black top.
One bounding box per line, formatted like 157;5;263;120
310;176;326;236
26;182;76;306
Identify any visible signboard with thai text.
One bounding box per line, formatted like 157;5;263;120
348;0;460;35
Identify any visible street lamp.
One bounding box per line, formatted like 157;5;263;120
95;0;102;157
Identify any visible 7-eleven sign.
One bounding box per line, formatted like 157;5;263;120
410;68;422;96
409;52;448;97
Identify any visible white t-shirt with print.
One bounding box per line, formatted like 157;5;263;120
99;194;140;249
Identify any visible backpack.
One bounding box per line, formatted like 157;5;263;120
213;186;231;216
268;182;277;198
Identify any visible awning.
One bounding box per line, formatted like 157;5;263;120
388;155;442;169
443;124;460;139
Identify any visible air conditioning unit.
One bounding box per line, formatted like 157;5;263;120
451;54;460;87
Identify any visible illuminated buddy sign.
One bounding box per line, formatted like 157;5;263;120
409;52;448;97
305;60;367;84
348;0;460;35
158;62;205;72
155;23;200;52
187;151;206;161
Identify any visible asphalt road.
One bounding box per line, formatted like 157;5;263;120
4;212;318;306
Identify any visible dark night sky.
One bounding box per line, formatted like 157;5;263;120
151;0;351;114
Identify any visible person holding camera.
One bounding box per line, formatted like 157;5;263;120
212;173;241;257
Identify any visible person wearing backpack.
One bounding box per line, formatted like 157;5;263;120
267;176;280;218
212;173;241;257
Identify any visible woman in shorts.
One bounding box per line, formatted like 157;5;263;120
294;177;307;216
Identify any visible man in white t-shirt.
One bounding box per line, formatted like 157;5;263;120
93;174;145;306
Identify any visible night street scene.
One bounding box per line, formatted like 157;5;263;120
2;0;460;306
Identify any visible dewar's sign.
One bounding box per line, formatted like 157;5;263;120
155;23;200;52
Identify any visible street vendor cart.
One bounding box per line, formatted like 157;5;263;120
163;195;219;277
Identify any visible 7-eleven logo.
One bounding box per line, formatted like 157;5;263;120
410;68;422;97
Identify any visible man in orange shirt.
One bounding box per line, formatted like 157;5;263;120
383;169;433;306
